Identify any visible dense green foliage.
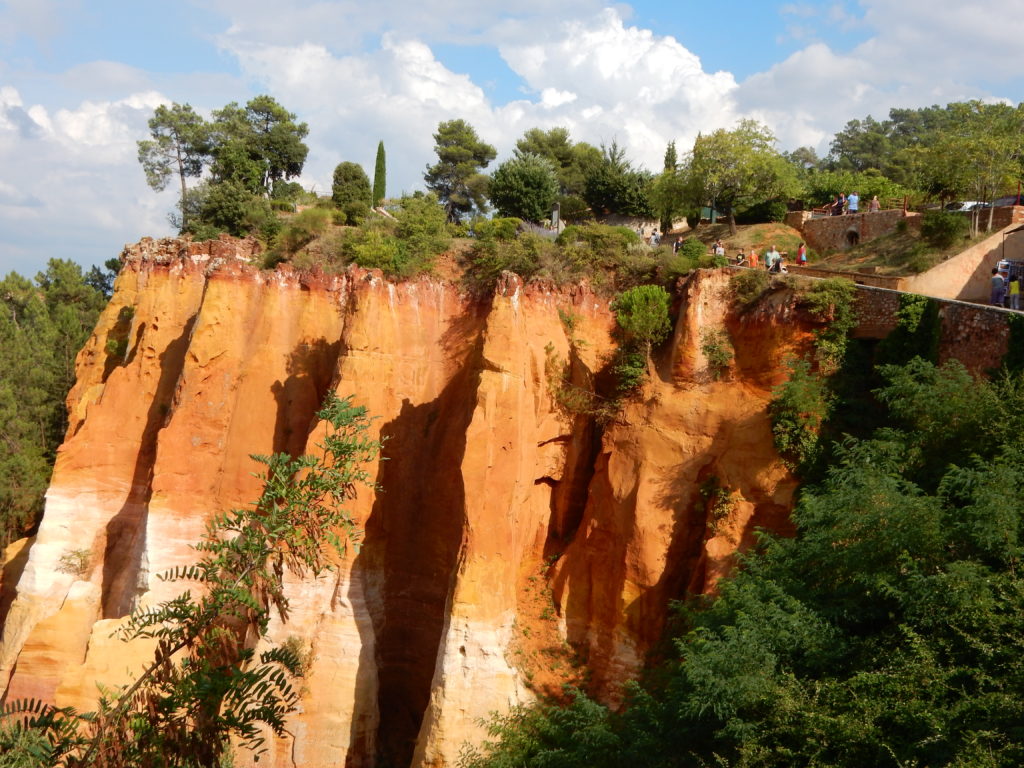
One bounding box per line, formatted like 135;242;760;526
463;358;1024;768
612;285;672;347
513;127;601;197
334;193;451;277
139;96;308;239
583;142;655;219
0;262;109;546
769;358;832;469
331;161;372;209
488;152;559;222
424;119;497;222
920;210;969;249
372;140;386;206
609;285;671;393
802;277;858;373
683;120;798;234
1;394;380;767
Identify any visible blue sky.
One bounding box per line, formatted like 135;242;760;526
1;0;1023;276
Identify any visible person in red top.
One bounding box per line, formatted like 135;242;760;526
797;242;807;265
749;248;759;269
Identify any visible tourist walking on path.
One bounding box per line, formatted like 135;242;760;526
796;242;807;265
749;248;759;269
991;268;1007;306
830;195;843;216
847;191;859;214
1010;274;1021;310
869;195;881;212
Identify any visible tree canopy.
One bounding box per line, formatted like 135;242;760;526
136;103;210;229
488;152;559;222
684;119;798;234
372;140;386;206
209;95;309;196
332;161;372;209
583;141;654;219
424;119;497;222
0;261;108;546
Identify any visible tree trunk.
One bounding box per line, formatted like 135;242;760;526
727;205;737;236
176;146;187;232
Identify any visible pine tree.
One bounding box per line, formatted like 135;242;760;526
372;140;386;207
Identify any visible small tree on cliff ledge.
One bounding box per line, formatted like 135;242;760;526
0;393;380;768
611;285;672;393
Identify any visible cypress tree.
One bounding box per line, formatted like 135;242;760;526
372;140;386;206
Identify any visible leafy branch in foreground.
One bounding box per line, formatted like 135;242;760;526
1;393;380;768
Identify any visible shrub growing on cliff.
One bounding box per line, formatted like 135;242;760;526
610;285;672;395
335;194;450;277
802;277;857;373
769;358;832;469
729;269;769;307
613;285;672;348
1;393;381;767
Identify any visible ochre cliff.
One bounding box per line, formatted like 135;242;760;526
0;237;812;767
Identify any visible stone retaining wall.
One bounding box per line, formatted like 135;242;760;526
852;285;1011;373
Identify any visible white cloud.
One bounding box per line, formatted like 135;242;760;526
0;86;174;271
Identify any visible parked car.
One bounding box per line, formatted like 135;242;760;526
944;201;985;212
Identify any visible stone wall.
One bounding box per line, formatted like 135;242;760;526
958;205;1024;231
852;285;1011;373
799;210;916;255
726;266;1017;373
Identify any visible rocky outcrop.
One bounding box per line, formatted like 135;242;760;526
0;240;811;767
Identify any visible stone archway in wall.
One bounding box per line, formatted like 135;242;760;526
845;229;860;247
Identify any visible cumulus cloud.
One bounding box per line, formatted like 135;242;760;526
215;6;739;194
736;0;1024;152
0;86;174;273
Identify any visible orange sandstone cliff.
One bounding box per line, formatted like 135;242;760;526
0;237;813;767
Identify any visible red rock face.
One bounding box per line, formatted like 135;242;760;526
0;241;810;767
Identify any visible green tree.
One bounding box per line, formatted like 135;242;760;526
209;95;309;197
513;127;600;197
424;119;497;222
919;101;1024;234
583;141;654;219
0;262;106;546
684;119;798;235
488;152;559;222
332;161;372;209
136;103;210;231
650;141;686;233
372;140;386;206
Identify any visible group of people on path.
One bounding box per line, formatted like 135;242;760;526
827;192;882;216
733;242;806;272
991;268;1022;310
